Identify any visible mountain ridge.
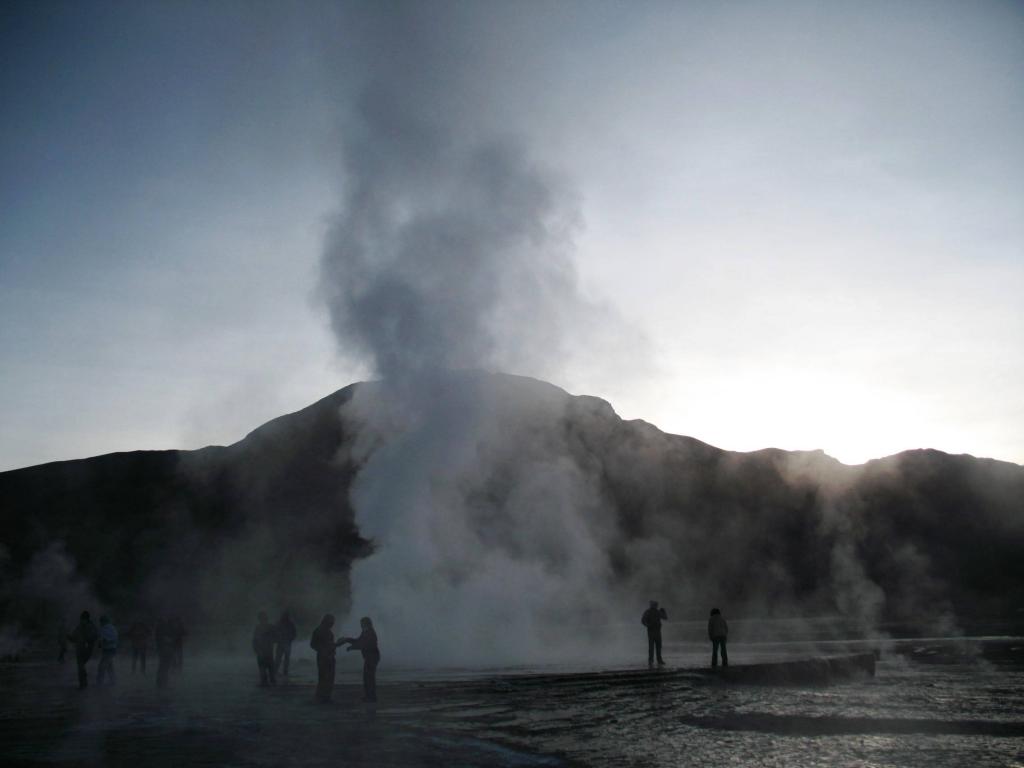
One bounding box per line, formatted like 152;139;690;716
1;372;1022;640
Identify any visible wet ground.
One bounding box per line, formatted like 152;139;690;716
2;639;1023;767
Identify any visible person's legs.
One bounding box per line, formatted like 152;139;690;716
711;639;720;668
267;655;276;686
282;643;291;676
316;656;335;702
721;639;728;667
363;656;378;702
647;632;655;665
655;632;665;665
100;652;116;685
77;652;89;689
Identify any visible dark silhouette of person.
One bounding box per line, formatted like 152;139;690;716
68;611;98;689
128;620;151;674
96;615;118;685
252;611;277;687
310;614;342;703
274;611;297;677
708;608;728;668
641;600;668;667
170;616;186;672
155;617;175;689
340;617;380;703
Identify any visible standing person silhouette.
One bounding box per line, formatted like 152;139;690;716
340;617;380;703
310;614;343;703
708;608;729;668
641;600;668;667
68;611;98;689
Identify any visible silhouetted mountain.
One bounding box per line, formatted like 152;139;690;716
2;373;1022;638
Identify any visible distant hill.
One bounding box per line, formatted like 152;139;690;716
2;372;1022;641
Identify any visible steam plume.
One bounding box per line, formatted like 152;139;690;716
318;3;628;663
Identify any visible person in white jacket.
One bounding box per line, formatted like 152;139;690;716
707;608;728;668
97;615;119;685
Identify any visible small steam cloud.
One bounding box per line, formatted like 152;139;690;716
0;541;102;656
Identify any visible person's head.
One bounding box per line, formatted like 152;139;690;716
257;611;268;624
360;617;373;630
80;610;90;622
649;600;658;609
99;615;109;626
710;608;721;616
321;614;335;628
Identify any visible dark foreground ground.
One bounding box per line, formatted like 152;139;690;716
2;639;1023;768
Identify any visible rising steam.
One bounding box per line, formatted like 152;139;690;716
318;4;632;664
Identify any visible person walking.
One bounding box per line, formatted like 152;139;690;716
252;612;277;687
68;611;98;689
340;617;380;703
641;600;668;667
310;614;341;703
274;611;297;677
708;608;729;668
96;616;118;685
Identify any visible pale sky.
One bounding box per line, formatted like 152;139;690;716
2;0;1022;471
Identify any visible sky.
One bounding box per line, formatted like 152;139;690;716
1;0;1022;471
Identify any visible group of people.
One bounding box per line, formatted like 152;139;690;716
309;614;379;703
61;612;186;689
642;601;729;669
251;611;379;703
65;600;727;698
